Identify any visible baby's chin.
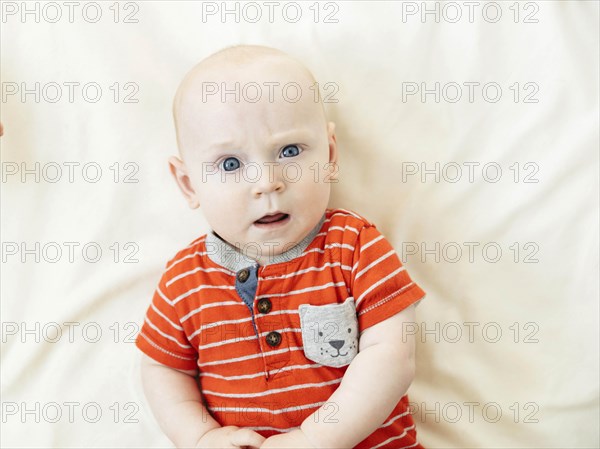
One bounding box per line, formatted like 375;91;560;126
241;233;310;263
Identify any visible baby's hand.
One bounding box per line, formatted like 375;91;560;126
195;425;265;448
260;429;316;448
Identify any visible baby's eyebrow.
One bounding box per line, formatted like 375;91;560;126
268;128;312;144
206;140;237;152
202;141;245;160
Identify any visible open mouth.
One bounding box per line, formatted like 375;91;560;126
254;213;290;226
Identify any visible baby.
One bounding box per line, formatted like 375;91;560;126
135;45;426;449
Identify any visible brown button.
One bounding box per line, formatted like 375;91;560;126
266;331;281;347
237;268;250;283
257;298;272;314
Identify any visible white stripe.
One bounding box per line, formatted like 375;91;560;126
166;266;234;286
360;234;384;253
203;378;342;399
198;346;305;368
261;262;352;280
379;410;410;428
166;251;208;271
369;425;416;449
352;261;359;273
310;226;358;240
358;282;415;316
356;266;406;305
181;300;242;322
256;281;346;299
190;316;254;339
199;333;257;350
302;242;355;256
355;250;395;280
139;333;196;361
329;225;360;234
173;284;236;305
199;363;323;380
302;247;329;256
211;401;325;415
327;242;355;251
333;208;363;221
156;286;173;306
259;309;300;316
151;303;183;331
258;328;299;337
332;209;366;223
183;236;205;250
198;328;301;350
200;371;260;380
144;317;191;349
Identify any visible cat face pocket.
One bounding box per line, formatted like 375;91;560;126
298;297;359;368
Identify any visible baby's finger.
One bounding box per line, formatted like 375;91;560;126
229;428;266;448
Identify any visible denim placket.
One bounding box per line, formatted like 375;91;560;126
234;264;260;336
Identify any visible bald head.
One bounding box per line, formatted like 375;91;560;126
172;45;326;156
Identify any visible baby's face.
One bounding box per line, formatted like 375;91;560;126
171;56;337;264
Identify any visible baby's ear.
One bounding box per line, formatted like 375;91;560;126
168;156;200;209
326;122;339;181
327;121;337;145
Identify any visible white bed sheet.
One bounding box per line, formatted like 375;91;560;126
1;1;598;447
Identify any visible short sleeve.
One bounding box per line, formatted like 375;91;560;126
350;225;426;332
135;268;198;371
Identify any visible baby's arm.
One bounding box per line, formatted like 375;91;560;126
140;354;265;448
261;305;416;448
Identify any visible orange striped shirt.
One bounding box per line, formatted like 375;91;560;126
136;208;426;448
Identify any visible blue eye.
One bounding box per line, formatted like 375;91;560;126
281;145;301;158
221;157;241;172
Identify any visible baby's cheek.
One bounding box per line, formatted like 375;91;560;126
300;159;330;185
198;177;244;202
294;170;331;200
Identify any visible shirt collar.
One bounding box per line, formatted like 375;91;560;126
205;213;326;272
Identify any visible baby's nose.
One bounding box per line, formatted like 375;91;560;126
329;340;345;350
251;165;285;197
